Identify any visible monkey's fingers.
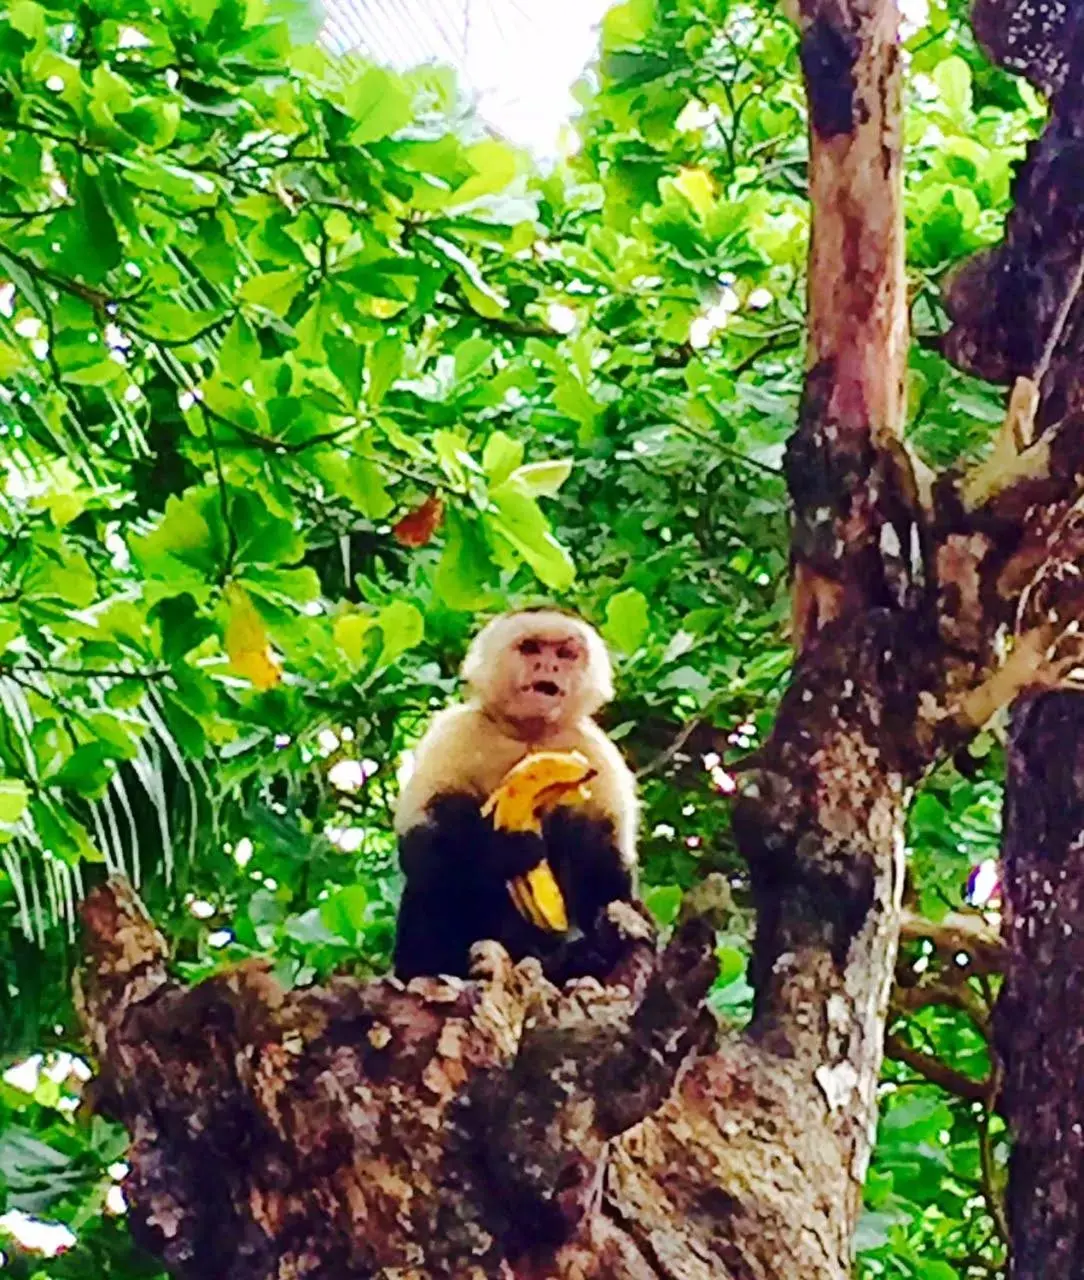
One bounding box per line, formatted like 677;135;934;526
508;876;548;930
508;860;569;933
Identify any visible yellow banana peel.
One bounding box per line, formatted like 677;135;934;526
482;750;595;935
507;864;569;932
481;750;596;833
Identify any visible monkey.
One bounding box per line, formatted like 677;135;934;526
392;608;639;984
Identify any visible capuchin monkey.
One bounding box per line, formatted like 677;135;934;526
392;608;639;983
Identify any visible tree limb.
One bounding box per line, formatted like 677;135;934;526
885;1032;990;1102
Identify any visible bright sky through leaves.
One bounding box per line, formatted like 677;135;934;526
321;0;613;155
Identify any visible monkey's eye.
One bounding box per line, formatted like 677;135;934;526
556;644;577;661
519;639;542;655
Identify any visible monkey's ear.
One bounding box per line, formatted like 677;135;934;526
460;615;502;689
582;624;615;707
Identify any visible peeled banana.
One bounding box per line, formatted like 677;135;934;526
482;750;596;934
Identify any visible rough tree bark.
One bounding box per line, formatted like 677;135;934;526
76;0;1084;1276
995;694;1084;1278
938;1;1084;1274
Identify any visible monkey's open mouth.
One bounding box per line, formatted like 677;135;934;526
531;680;562;697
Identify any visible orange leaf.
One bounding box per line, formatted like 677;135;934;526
393;494;444;548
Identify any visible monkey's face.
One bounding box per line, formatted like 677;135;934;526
496;630;588;726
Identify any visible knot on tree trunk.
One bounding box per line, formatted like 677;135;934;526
77;879;718;1279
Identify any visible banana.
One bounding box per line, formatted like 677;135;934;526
481;750;596;832
482;751;595;934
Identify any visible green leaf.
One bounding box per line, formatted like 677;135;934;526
23;544;96;607
47;743;117;798
131;487;220;600
668;166;715;218
645;884;682;927
343;65;413;144
510;460;573;497
243;566;322;607
118;96;182;149
8;0;46;39
218;314;262;374
434;509;497;610
283;907;340;946
482;431;524;486
916;1264;961;1280
603;0;656;42
366;334;403;405
420;232;508;319
263;0;324;41
311;451;394;519
0;779;29;825
239;267;308;317
0;614;20;655
294;283;343;361
335;600;423;668
333;614;378;668
454;336;496;383
374;600;424;662
30;800;102;867
319;884;368;940
932;55;972;120
603;588;649;653
487;483;575;590
129;301;224;344
449;140;520;206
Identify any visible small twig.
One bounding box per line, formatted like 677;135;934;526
980;1061;1009;1245
0;246;145;315
0;203;74;223
202;403;353;457
1033;251;1084;387
124;309;234;349
431;297;556;341
3;662;169;681
892;978;991;1033
885;1032;990;1103
637;713;715;780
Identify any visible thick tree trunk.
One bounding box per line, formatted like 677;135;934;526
938;6;1084;1274
995;693;1084;1278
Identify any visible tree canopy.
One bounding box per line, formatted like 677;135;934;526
0;0;1048;1274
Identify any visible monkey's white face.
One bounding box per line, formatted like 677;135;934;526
462;610;614;732
493;630;589;728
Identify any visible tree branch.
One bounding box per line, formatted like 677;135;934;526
899;908;1005;974
885;1032;990;1102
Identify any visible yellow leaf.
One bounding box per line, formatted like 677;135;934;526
225;585;282;690
333;613;376;666
672;166;715;218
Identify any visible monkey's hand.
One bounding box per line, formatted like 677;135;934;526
482;751;596;934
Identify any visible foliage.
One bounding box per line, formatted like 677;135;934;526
0;0;1045;1272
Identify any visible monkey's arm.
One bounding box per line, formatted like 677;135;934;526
540;809;638;984
393;794;549;981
